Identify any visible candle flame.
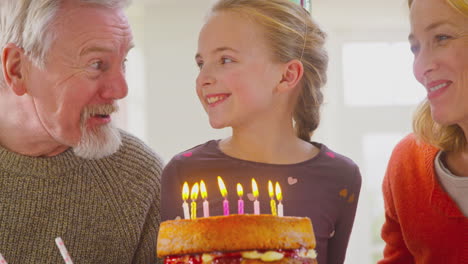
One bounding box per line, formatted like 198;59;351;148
268;180;274;198
252;178;259;198
275;182;282;201
190;182;199;201
200;180;208;199
217;176;228;198
182;182;189;201
237;183;243;197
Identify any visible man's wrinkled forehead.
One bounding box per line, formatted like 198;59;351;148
52;2;133;53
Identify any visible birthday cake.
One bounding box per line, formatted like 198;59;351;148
157;214;317;264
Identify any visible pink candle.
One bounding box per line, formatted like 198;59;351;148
223;198;230;216
238;199;244;214
218;176;229;216
252;178;260;215
237;183;244;214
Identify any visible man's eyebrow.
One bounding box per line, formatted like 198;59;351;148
195;46;239;60
80;42;135;57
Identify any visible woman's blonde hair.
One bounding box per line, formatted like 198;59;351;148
408;0;467;151
413;101;466;151
211;0;328;142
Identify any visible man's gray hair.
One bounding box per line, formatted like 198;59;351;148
0;0;132;86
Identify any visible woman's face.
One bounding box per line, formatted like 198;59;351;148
410;0;468;127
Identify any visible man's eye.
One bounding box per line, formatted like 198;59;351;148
90;61;104;70
196;61;204;69
122;58;128;71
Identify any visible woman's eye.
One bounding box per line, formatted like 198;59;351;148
221;57;233;64
435;34;451;42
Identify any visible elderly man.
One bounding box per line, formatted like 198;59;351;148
0;0;162;263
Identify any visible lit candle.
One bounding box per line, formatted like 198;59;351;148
268;181;277;216
182;182;190;219
275;182;283;217
217;176;229;216
200;180;209;217
237;183;244;215
190;183;199;220
252;178;260;215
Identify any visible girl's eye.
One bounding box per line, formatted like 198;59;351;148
196;61;204;69
410;44;419;55
221;57;233;64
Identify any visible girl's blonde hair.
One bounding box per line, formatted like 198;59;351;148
211;0;328;141
408;0;467;151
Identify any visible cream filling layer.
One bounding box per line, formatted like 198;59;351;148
201;249;317;263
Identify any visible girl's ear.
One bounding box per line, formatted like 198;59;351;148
2;43;28;96
277;59;304;93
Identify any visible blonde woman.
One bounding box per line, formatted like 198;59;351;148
379;0;468;263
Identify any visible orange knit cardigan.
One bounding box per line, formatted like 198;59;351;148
379;134;468;264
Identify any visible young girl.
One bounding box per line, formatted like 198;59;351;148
161;0;361;263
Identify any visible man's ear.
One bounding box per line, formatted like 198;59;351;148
2;43;28;96
276;59;304;93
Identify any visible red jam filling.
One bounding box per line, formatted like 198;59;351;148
164;249;314;264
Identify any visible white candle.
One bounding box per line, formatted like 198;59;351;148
182;182;190;219
252;178;260;215
254;200;260;215
278;202;284;217
200;180;209;217
55;237;74;264
275;182;283;217
182;201;190;219
203;199;210;217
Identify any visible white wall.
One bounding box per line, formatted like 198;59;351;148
125;0;229;163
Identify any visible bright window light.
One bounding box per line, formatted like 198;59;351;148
343;42;425;106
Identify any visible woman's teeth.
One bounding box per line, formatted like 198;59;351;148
429;82;449;92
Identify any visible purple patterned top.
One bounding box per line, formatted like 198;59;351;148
160;140;361;264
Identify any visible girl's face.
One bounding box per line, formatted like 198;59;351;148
195;11;285;130
410;0;468;127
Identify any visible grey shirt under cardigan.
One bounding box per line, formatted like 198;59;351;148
435;151;468;218
161;140;362;264
0;130;163;264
